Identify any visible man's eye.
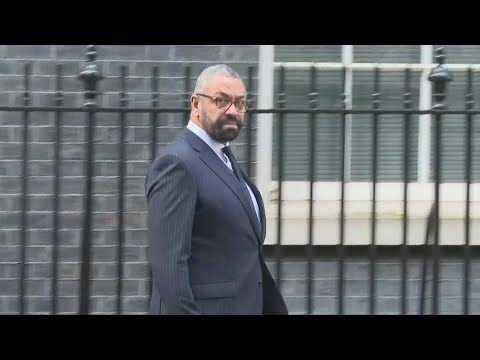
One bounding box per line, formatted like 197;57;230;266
236;100;246;109
216;98;230;107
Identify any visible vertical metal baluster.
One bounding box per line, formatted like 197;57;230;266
463;67;473;315
116;65;128;314
275;66;286;295
19;63;31;315
369;66;380;315
307;65;317;314
401;67;412;315
52;64;64;314
428;47;452;315
338;66;347;315
78;45;103;315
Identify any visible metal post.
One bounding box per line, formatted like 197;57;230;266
52;64;64;314
116;65;128;314
369;66;380;315
307;65;318;314
19;63;31;315
275;66;286;295
427;47;451;315
463;67;473;315
338;66;347;315
401;67;412;315
78;45;103;315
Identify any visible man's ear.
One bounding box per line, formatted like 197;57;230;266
191;95;200;118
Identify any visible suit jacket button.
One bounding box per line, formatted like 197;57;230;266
258;281;263;287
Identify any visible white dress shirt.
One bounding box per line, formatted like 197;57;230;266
187;121;261;224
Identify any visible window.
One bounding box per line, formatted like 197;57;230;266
260;45;480;184
256;46;480;246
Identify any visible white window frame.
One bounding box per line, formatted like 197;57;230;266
256;45;480;246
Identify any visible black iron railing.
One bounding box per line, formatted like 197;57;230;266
1;45;475;315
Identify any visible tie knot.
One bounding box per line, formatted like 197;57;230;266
222;146;233;159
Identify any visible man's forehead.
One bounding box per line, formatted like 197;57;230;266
207;75;246;95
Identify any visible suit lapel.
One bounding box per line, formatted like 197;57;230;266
242;171;266;243
180;129;262;243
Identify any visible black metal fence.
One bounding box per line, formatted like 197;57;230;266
0;45;477;314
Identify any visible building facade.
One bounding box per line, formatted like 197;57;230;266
1;45;479;314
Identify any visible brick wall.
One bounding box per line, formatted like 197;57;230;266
1;45;477;315
265;250;480;315
0;45;258;314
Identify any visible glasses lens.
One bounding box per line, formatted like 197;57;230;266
235;100;248;112
213;97;249;112
215;97;230;109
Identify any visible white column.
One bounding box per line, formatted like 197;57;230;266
418;45;433;182
256;45;275;202
342;45;353;182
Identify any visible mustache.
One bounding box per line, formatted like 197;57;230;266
217;116;242;128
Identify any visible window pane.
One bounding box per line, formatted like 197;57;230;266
272;68;344;181
474;119;480;182
430;70;480;182
350;70;421;182
274;45;342;62
353;45;421;63
434;45;480;64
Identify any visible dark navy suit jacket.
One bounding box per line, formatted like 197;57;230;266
145;127;288;315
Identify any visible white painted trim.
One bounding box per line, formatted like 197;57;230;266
342;45;353;182
273;62;480;71
256;46;275;202
418;45;433;182
267;181;480;203
263;181;480;246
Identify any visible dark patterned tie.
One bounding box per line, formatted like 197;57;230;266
222;146;243;183
222;145;261;230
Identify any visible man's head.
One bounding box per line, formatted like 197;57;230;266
190;64;248;143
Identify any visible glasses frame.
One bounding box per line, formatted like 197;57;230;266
196;93;249;113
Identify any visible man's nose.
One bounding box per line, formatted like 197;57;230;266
225;101;239;115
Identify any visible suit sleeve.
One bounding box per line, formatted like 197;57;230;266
145;153;201;315
260;256;289;315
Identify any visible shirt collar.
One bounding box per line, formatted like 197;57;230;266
187;120;230;158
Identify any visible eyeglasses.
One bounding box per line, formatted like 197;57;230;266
196;93;249;113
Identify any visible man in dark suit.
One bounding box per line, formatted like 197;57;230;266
145;64;288;315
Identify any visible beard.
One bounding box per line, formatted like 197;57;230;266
201;112;243;143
